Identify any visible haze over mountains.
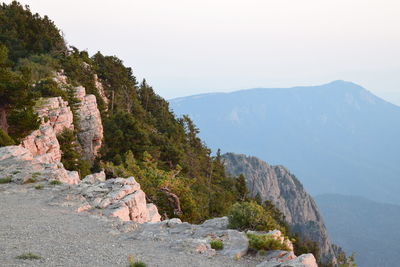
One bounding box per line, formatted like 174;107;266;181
170;80;400;205
315;194;400;267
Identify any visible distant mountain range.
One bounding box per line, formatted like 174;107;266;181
315;194;400;267
169;81;400;205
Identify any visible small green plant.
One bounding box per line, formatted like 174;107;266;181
49;180;62;185
12;171;20;175
128;255;147;267
34;184;44;190
24;177;36;184
247;233;290;252
0;177;12;184
16;252;42;260
31;172;41;179
210;239;224;250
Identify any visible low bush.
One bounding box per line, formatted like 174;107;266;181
128;255;147;267
34;184;44;190
0;177;12;184
247;233;290;252
16;252;42;260
49;180;62;185
0;129;15;147
210;239;224;250
227;201;283;232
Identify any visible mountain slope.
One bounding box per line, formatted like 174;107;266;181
170;81;400;204
222;153;336;264
315;194;400;267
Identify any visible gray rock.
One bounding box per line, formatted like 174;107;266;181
256;253;318;267
223;153;336;264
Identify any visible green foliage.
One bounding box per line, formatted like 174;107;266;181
0;129;15;146
16;54;60;82
247;233;290;252
23;177;36;184
235;174;248;201
7;106;40;141
57;129;91;178
33;78;67;99
0;1;66;63
292;233;320;261
0;177;12;183
16;252;42;260
210;239;224;250
49;180;62;185
228;201;285;232
128;256;147;267
34;184;44;190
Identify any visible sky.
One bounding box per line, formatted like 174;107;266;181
6;0;400;104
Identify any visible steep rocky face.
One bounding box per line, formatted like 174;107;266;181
222;153;336;264
75;86;103;162
20;97;74;164
0;146;79;184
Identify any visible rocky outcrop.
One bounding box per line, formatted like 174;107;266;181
0;146;79;184
76;175;161;223
132;216;249;258
93;74;109;109
75;86;103;162
223;153;336;264
20;97;74;164
257;253;318;267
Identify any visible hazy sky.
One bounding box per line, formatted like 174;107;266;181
7;0;400;104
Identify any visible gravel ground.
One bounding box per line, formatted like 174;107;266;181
0;184;259;267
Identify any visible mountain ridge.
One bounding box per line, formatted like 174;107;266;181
169;80;400;205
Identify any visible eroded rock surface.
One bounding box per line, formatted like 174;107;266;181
75;86;103;162
76;175;161;223
256;253;318;267
21;97;74;164
0;146;79;184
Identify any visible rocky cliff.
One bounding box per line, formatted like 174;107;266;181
20;96;74;164
223;152;336;264
75;86;104;162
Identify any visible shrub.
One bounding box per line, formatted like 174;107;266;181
34;184;44;190
16;252;42;260
210;239;224;250
228;201;282;232
0;177;12;184
128;255;147;267
247;233;290;252
23;177;36;184
49;180;62;185
0;129;15;146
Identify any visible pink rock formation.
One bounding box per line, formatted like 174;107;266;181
79;176;161;223
20;97;74;164
75;86;103;162
0;146;79;185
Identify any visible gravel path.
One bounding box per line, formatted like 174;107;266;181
0;184;257;267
